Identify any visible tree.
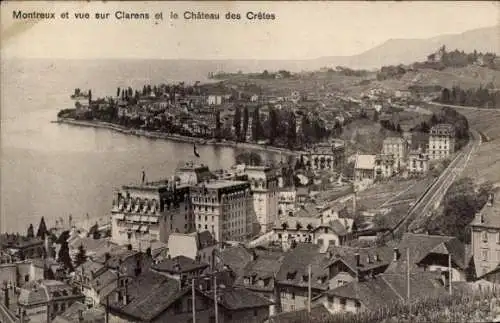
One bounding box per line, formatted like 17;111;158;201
281;222;289;230
269;107;279;144
306;223;313;231
441;88;451;103
287;112;297;149
233;106;242;141
57;240;74;272
235;151;263;166
427;177;491;242
27;224;34;238
215;110;222;140
36;217;48;240
75;244;87;267
252;106;261;142
295;222;303;231
242;106;249;141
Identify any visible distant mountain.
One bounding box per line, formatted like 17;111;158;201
312;25;499;70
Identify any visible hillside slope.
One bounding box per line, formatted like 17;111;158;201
315;25;499;70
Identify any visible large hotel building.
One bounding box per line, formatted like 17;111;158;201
191;180;254;242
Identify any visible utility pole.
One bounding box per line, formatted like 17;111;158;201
407;248;411;316
308;264;312;313
192;278;196;323
214;274;219;323
448;253;452;296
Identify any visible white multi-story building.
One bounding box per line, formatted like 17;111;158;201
428;124;455;160
408;149;430;175
243;166;279;233
110;179;194;250
191;180;254;242
382;137;408;171
278;188;297;220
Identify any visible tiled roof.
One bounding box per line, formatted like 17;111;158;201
153;255;209;273
355;155;376;170
470;198;500;229
327;271;446;310
329;219;348;236
326;245;393;273
268;304;331;323
396;233;468;270
90;269;117;294
106;270;187;322
236;251;284;291
218;246;253;276
18;280;77;306
201;286;272;310
52;302;105;323
276;244;330;290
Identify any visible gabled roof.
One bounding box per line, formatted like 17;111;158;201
201;287;272;310
52;302;105;323
326;245;393;273
235;251;284;291
106;270;187;322
327;271;446;310
397;233;468;270
268;304;331;323
153;255;209;274
218;246;253;276
276;244;330;290
470;197;500;229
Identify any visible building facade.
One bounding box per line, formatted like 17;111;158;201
302;142;345;171
244;166;279;233
374;154;395;179
111;179;194;250
408;149;430;175
382;137;408;171
470;194;500;277
17;280;84;323
428;124;455;160
191;180;254;242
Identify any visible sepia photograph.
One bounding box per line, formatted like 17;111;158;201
1;1;500;322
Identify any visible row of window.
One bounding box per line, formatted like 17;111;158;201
481;231;500;243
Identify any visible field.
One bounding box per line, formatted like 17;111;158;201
357;178;433;210
344;66;500;96
357;177;435;228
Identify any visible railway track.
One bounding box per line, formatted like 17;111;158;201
382;130;480;239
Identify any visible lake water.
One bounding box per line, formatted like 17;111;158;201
0;59;279;233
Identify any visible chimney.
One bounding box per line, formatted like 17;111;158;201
487;193;494;207
3;283;9;308
104;252;111;265
393;248;400;261
375;254;380;262
251;250;258;261
355;253;360;267
135;255;142;277
366;255;372;264
122;280;129;305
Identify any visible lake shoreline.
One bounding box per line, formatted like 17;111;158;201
53;118;301;156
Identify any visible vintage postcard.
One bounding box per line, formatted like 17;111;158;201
1;1;499;322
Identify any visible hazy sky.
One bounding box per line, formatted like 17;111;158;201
1;1;499;60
